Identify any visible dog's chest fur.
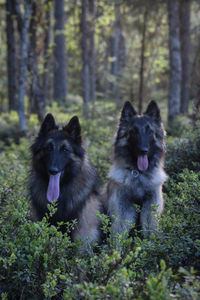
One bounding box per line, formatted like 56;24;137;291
108;164;167;202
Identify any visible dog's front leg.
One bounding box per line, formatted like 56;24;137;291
108;191;137;251
72;196;100;255
140;186;164;237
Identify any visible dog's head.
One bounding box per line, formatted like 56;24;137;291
31;114;85;202
115;101;165;172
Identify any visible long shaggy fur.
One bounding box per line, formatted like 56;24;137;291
29;114;101;248
103;101;168;238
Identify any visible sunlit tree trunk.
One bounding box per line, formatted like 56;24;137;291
6;0;17;111
180;0;191;114
168;0;182;124
53;0;68;103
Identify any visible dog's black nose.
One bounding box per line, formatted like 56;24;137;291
49;167;59;175
139;147;148;154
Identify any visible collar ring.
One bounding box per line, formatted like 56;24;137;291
131;170;139;178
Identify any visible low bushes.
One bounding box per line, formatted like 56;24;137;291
0;106;199;299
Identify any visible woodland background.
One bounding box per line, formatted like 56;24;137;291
0;0;200;299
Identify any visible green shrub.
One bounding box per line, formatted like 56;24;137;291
166;124;200;176
0;106;200;299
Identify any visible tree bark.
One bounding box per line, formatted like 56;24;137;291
168;0;182;124
88;0;96;102
43;0;51;106
81;0;90;114
138;7;148;115
180;0;190;114
110;28;120;89
28;1;45;121
110;3;120;97
110;2;125;106
118;33;126;72
53;0;68;103
15;0;32;133
6;0;17;111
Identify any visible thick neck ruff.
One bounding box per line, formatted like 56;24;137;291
108;164;168;188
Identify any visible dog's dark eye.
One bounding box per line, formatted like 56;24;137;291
146;125;154;137
46;143;53;152
61;145;69;153
145;124;152;133
146;124;150;131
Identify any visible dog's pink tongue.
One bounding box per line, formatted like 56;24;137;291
47;172;61;203
137;155;148;172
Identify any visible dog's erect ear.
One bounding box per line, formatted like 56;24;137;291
144;100;161;124
63;116;81;143
120;101;137;123
39;113;58;136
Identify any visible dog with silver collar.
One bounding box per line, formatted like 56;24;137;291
103;100;167;240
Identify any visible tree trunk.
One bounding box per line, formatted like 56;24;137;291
180;0;190;114
110;2;125;106
15;0;32;133
118;33;126;72
28;2;45;121
168;0;182;124
110;4;119;97
53;0;67;103
88;0;96;102
6;0;17;111
81;0;89;114
110;28;120;93
138;7;148;115
43;0;51;107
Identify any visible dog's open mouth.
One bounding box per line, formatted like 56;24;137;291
47;172;61;203
137;154;148;172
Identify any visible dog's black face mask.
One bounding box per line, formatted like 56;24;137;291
117;101;162;172
127;117;155;171
42;133;74;203
44;134;73;175
31;114;84;203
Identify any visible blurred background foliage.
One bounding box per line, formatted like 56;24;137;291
0;0;200;128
